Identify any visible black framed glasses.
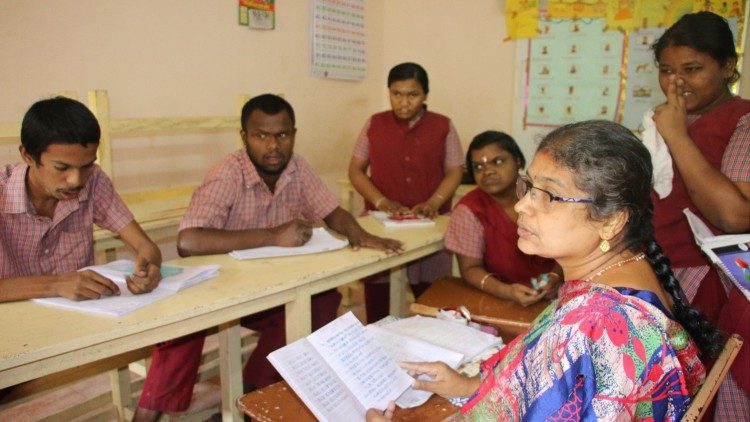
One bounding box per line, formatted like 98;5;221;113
516;176;593;210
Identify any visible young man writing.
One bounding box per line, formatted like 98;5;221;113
0;97;162;303
134;94;402;420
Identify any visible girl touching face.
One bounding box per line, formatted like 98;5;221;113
657;44;736;115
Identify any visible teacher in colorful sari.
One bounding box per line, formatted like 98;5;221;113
368;120;721;421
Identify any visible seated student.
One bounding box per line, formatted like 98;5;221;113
0;97;162;303
369;120;719;421
444;131;559;306
134;94;403;421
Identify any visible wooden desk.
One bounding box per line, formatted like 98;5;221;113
416;277;548;343
0;216;446;421
236;381;458;422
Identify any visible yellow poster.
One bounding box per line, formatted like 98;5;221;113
693;0;744;18
606;0;638;30
506;0;541;39
547;0;608;19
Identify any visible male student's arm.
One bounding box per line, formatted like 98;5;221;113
323;207;403;253
117;220;163;294
177;219;317;257
0;270;121;303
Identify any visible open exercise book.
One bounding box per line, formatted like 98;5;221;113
229;227;349;260
268;312;502;422
684;209;750;300
33;260;220;317
369;211;435;228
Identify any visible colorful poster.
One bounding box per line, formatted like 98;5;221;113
547;0;608;19
621;27;667;132
506;0;541;39
310;0;366;81
241;0;275;30
525;19;625;127
694;0;745;18
606;0;639;31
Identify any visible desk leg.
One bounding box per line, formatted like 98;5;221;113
389;266;408;317
218;319;243;422
109;366;132;421
286;288;312;343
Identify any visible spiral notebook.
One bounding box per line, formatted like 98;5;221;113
684;209;750;300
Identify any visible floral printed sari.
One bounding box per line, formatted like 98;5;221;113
459;280;705;421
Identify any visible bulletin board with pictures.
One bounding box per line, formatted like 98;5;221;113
507;0;748;138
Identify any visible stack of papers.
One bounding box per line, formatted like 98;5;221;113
229;227;349;260
369;211;435;228
33;260;220;317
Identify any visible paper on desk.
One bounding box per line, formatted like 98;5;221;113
369;211;436;228
32;260;220;317
229;227;349;260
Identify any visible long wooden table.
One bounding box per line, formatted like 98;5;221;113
0;216;447;421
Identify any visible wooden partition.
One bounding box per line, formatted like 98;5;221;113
0;90;250;260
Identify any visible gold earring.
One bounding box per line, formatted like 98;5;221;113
599;239;610;252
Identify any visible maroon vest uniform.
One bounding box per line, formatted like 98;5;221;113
459;188;555;286
653;97;750;268
366;110;452;214
653;97;750;323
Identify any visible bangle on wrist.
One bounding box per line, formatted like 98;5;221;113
434;193;446;201
479;273;495;291
374;197;386;208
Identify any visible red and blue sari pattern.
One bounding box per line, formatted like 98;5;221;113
460;280;705;421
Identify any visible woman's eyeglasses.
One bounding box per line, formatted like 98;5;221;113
515;176;593;210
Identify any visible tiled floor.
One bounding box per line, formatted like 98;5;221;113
0;281;372;422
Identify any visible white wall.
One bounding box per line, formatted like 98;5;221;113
380;1;515;149
0;0;388;192
2;0;747;196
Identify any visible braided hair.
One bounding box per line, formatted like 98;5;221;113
538;120;722;356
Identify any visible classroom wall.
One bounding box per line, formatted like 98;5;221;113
380;0;516;147
0;0;389;193
2;1;748;212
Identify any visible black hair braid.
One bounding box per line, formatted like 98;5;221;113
645;239;723;357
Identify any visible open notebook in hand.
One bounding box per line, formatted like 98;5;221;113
268;312;502;420
684;208;750;300
229;227;349;260
33;260;220;317
369;211;435;228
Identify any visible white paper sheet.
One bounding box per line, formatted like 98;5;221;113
229;227;349;260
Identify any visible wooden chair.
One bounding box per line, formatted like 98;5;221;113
681;333;744;422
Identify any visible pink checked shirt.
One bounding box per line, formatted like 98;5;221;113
0;163;134;278
180;150;339;231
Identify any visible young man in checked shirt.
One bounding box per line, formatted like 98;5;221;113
134;94;403;421
0;97;162;304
